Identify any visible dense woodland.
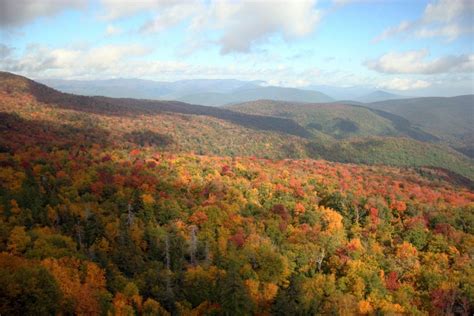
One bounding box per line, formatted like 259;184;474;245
0;72;473;315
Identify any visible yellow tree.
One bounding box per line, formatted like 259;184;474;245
7;226;31;255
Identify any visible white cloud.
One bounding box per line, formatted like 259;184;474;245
415;24;468;41
373;20;414;43
365;50;474;74
3;43;469;95
84;45;153;70
374;0;474;42
100;0;204;21
0;43;323;86
422;0;468;23
100;0;322;54
0;0;85;27
139;2;202;33
100;0;158;20
1;44;153;76
377;78;431;91
211;0;321;54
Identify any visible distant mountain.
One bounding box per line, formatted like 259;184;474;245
356;90;409;103
39;78;261;101
178;86;334;106
305;86;409;102
307;84;374;101
39;78;332;106
366;95;474;156
39;78;171;99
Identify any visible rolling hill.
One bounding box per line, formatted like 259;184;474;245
228;100;436;141
228;99;473;179
1;72;473;179
1;72;314;160
366;95;474;156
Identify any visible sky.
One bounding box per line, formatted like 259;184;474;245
0;0;473;96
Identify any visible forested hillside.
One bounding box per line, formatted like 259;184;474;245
228;100;435;140
1;129;473;315
0;71;473;315
228;100;474;179
366;96;474;156
1;72;472;179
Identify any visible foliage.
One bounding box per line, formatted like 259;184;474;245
0;72;473;315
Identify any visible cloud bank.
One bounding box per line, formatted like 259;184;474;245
366;50;474;74
0;0;85;27
374;0;474;42
100;0;322;54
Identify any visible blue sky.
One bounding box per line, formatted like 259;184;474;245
0;0;473;95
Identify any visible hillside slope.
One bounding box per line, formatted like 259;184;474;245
228;100;436;141
1;72;473;179
228;99;474;178
0;127;473;314
367;95;474;154
2;72;311;139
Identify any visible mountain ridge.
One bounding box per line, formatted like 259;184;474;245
2;72;312;139
356;90;409;103
38;77;333;106
2;71;473;179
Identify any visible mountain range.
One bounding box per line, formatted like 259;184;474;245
39;77;419;105
3;72;473;181
39;78;333;105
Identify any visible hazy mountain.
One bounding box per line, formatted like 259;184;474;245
39;78;172;99
356;90;409;103
38;78;333;106
178;86;334;106
39;78;263;99
306;85;411;102
307;84;374;100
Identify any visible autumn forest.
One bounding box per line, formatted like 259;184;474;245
0;70;472;316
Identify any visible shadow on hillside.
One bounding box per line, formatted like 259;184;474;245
347;104;440;142
0;112;110;152
27;79;312;139
414;167;474;190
